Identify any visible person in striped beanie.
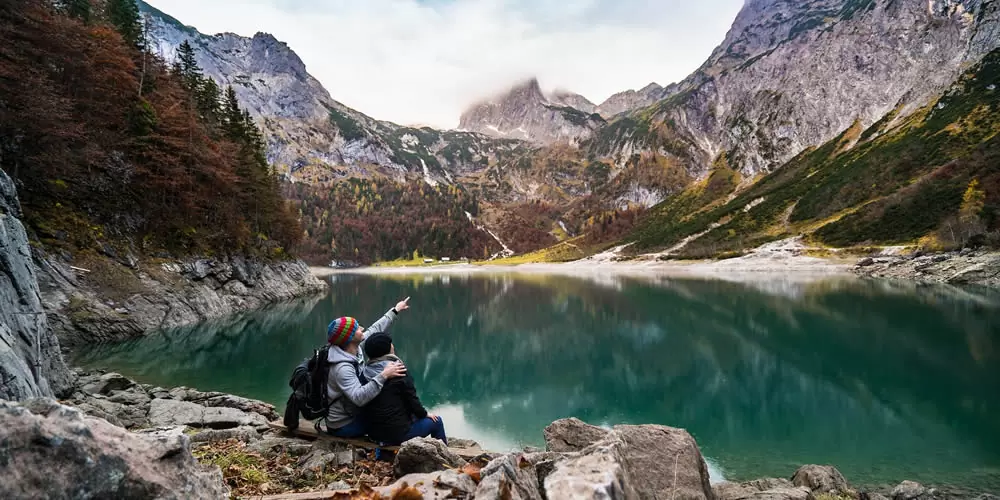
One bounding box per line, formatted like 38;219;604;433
323;297;410;438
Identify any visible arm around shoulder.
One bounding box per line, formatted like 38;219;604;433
332;363;386;407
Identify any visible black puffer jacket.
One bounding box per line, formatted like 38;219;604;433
361;355;428;444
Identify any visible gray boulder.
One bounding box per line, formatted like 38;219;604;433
449;437;482;449
107;388;152;406
715;480;815;500
81;372;134;395
189;426;262;444
745;479;795;491
861;493;890;500
543;441;635;499
70;400;126;428
613;424;715;500
0;399;227;499
475;453;543;500
248;436;313;457
382;470;478;499
147;398;269;430
202;394;279;421
543;417;609;452
792;465;853;496
298;441;354;473
298;449;347;473
80;397;149;429
891;481;929;500
745;488;815;500
542;421;714;500
393;437;467;477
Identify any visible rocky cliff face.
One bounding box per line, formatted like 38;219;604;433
594;0;1000;177
458;78;606;145
0;170;72;400
548;89;597;114
36;254;327;346
139;1;527;187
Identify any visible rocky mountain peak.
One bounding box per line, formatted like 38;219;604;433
246;32;307;78
459;78;604;145
505;78;546;103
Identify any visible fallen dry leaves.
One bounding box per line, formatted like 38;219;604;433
193;439;394;498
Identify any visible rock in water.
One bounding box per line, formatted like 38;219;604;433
891;481;929;500
543;417;610;452
0;399;228;499
475;454;543;500
393;437;467;477
792;465;853;496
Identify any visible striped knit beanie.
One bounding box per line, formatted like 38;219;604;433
327;317;361;347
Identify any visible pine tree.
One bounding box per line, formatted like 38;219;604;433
66;0;91;22
106;0;142;48
222;86;245;140
176;40;202;91
196;77;221;125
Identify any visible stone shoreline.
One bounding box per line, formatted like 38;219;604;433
317;248;1000;290
2;369;995;500
853;249;1000;288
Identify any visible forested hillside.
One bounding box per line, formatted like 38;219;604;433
0;0;299;258
285;180;500;264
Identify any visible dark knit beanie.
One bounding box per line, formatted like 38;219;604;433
364;333;393;360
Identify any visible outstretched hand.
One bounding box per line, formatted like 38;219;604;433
394;297;411;313
382;361;407;380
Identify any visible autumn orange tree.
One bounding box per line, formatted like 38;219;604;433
0;0;299;257
285;179;499;264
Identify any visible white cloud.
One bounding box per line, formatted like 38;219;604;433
145;0;745;128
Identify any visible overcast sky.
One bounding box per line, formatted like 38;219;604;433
145;0;745;128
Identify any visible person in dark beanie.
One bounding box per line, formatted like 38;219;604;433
324;298;411;438
361;333;447;446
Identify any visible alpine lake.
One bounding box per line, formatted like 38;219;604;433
73;271;1000;493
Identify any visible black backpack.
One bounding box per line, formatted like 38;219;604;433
283;345;332;430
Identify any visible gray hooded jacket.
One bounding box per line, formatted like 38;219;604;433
324;308;398;429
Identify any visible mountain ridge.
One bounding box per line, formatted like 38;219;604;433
140;0;1000;265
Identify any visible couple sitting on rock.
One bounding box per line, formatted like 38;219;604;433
322;297;447;447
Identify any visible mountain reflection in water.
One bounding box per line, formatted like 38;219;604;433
74;273;1000;491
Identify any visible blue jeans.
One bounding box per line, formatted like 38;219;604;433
400;417;447;446
328;418;367;438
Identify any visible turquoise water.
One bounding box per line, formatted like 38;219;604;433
73;273;1000;491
